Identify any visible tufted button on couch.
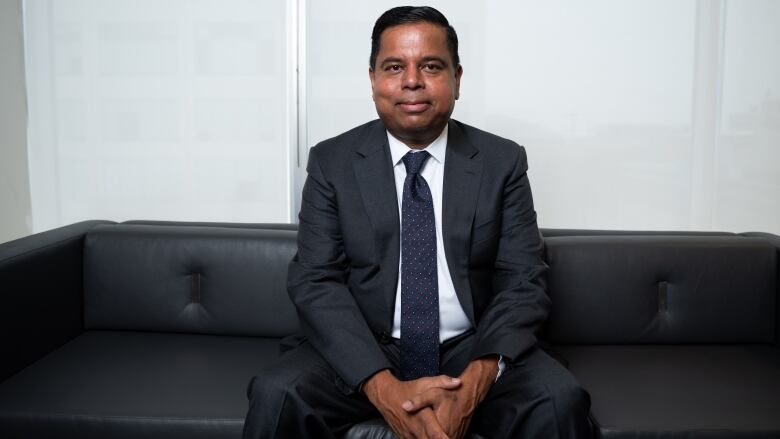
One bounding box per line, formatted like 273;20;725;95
0;220;778;438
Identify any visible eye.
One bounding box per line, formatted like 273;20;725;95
385;64;403;72
421;63;442;72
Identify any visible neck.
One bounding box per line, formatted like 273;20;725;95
389;124;448;150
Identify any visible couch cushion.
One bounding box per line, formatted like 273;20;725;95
344;418;487;439
122;220;298;231
541;229;735;238
545;236;777;344
84;224;299;336
0;330;280;439
557;345;780;438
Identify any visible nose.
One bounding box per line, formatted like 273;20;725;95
402;67;423;90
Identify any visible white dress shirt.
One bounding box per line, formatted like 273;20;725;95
386;128;505;380
387;127;472;342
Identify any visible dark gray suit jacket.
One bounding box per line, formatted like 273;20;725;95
287;119;550;391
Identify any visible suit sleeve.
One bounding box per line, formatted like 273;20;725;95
286;146;392;391
470;146;551;364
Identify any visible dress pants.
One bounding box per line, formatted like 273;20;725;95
242;333;592;439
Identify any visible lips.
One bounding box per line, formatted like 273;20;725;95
397;101;431;113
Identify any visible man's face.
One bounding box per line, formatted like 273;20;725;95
369;22;462;148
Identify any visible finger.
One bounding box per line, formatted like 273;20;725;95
419;408;450;439
424;374;461;390
402;388;443;412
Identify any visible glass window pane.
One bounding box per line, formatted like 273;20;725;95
25;0;289;231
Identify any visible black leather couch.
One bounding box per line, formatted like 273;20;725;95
1;220;778;438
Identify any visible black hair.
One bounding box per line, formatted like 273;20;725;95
369;6;460;69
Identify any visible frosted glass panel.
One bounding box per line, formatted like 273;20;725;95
305;1;779;234
25;0;289;230
478;1;696;230
715;0;780;233
21;0;780;234
307;0;698;231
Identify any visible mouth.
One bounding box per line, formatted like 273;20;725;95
396;101;431;113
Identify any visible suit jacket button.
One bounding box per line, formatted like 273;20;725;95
379;331;392;344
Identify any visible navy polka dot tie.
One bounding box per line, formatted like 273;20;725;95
400;151;439;380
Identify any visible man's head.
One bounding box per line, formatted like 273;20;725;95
369;6;463;149
370;6;460;70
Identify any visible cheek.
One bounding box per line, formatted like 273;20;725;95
374;90;397;107
375;81;395;97
434;85;456;104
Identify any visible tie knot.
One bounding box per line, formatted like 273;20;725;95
402;151;431;175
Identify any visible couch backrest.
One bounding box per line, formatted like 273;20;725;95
84;224;299;337
82;223;778;344
544;235;777;344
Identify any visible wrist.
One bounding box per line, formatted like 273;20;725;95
465;355;500;390
470;354;499;372
362;369;395;401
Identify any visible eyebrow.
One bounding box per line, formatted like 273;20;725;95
380;57;404;66
421;56;448;66
379;56;449;67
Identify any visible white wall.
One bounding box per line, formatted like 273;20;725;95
0;0;32;243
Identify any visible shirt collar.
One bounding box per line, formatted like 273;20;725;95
387;125;448;168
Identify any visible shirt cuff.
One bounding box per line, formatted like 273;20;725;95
495;355;506;382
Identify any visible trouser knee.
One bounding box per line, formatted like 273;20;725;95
247;370;298;407
550;383;591;418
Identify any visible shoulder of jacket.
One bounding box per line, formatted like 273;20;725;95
311;119;383;156
451;119;524;157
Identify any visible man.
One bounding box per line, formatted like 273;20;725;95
243;6;591;439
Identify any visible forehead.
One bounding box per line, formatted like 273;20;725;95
377;22;450;59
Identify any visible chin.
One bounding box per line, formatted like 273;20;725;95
399;115;436;129
397;124;434;136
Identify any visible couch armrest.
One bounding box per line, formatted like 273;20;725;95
741;232;780;349
0;220;114;382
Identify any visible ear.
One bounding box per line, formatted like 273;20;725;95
369;67;376;101
454;64;463;100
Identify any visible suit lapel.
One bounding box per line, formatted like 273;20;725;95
351;120;483;327
443;120;483;323
352;121;400;326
